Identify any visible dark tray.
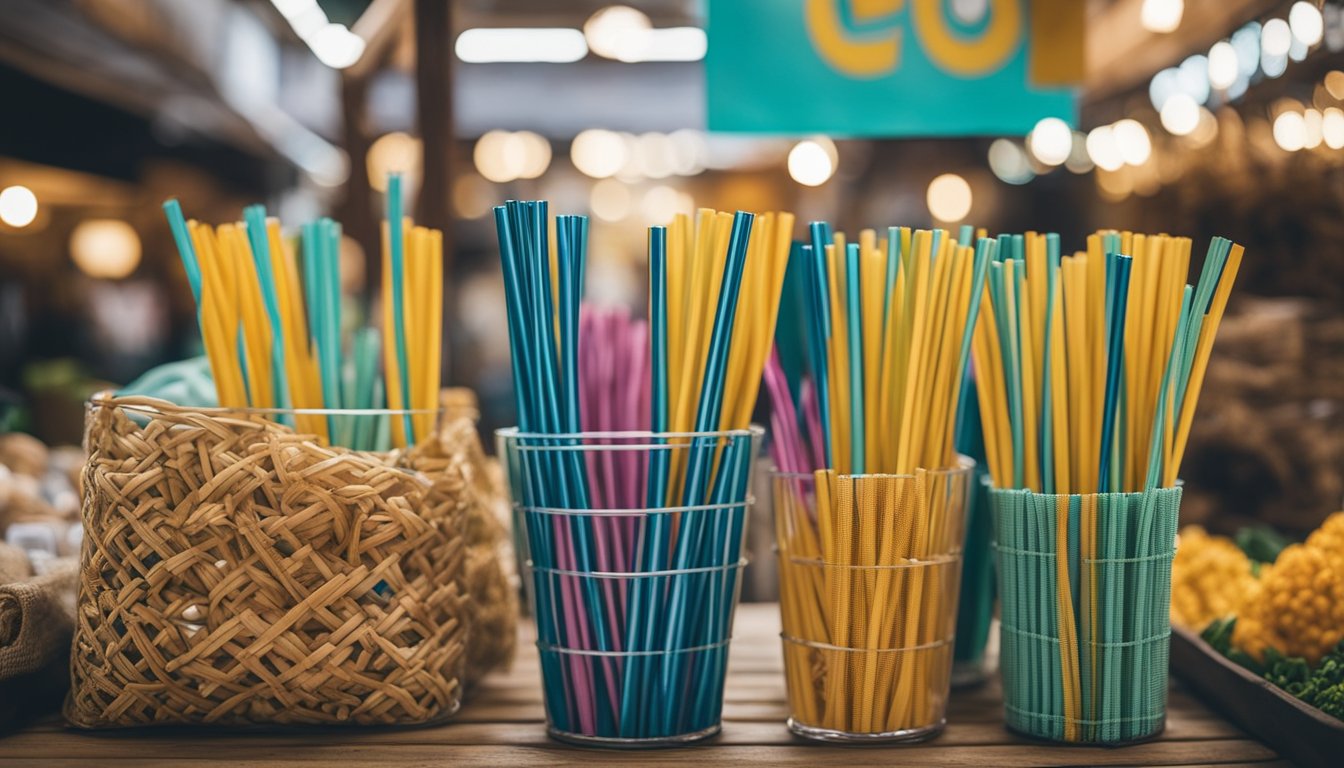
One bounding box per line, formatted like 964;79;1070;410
1170;625;1344;768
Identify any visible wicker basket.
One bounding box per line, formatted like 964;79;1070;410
65;394;470;728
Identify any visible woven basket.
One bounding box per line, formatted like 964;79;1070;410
438;388;517;688
65;394;469;728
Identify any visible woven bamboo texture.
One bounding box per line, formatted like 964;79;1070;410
66;395;469;728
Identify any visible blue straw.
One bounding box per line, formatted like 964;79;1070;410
1097;253;1132;492
807;222;833;465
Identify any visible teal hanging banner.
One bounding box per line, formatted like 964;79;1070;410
706;0;1078;136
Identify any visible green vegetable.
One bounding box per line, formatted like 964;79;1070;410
1236;525;1291;565
1201;617;1263;674
1260;641;1344;720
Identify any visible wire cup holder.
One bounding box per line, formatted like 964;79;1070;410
499;428;761;747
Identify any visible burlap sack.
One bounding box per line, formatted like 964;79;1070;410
0;546;78;728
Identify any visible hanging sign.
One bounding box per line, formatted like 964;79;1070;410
706;0;1080;136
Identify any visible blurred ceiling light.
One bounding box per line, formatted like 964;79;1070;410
1140;0;1183;34
1027;117;1072;166
309;23;365;69
474;130;523;182
787;137;837;186
636;28;708;62
1232;23;1262;77
455;28;588;63
0;185;38;228
584;6;651;61
641;185;686;221
1322;107;1344;149
926;174;973;222
1303;108;1324;149
1149;67;1180;111
1085;125;1125;171
571;129;628;178
452;174;494;220
635;133;675;179
1289;35;1308;61
1096;167;1133;201
668;129;708;175
367;132;421;191
1261;49;1289;78
1113;119;1152;165
1160;93;1200;135
1189;107;1219;147
71;220;141;280
1208;42;1238;89
271;0;317;20
1262;18;1292;57
1177;54;1211;104
1290;2;1324;47
1273;110;1306;151
1326;70;1344;100
988;139;1035;184
515;131;553;179
1065;132;1094;173
589;178;631;221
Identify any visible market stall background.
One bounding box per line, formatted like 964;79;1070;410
0;0;1341;544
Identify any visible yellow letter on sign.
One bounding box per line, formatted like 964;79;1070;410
805;0;904;79
913;0;1020;77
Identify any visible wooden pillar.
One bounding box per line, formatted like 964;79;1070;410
413;0;453;381
339;72;377;302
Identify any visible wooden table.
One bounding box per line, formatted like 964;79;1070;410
2;604;1280;767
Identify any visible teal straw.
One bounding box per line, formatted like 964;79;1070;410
387;174;415;444
621;226;668;736
1041;234;1060;493
1097;254;1132;492
162;199;202;304
243;205;292;416
351;327;380;450
807;222;833;465
844;243;864;474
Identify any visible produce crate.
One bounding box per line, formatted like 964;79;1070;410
1170;625;1344;767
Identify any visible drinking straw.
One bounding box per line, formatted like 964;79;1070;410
162;182;445;449
243;205;291;414
386;174;415;445
163;199;202;304
186;222;246;408
970;232;1241;494
969;230;1241;742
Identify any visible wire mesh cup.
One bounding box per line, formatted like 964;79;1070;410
989;485;1181;744
498;427;762;747
772;458;974;742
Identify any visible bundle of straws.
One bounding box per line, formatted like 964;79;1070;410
767;223;990;735
495;201;793;739
971;232;1243;494
971;231;1243;742
162;175;442;449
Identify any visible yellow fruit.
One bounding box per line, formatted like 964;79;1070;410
1233;542;1344;665
1170;526;1258;630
